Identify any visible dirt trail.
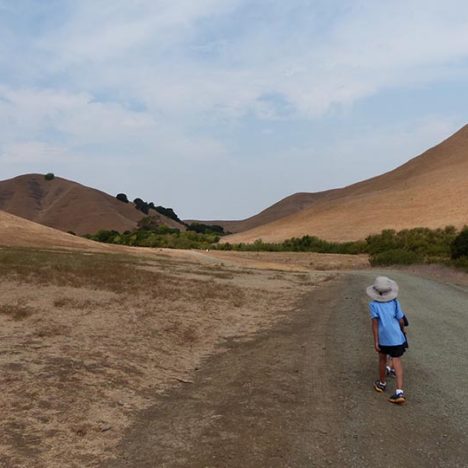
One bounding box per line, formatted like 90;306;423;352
104;271;468;468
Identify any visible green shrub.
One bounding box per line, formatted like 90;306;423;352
92;230;120;243
44;173;55;181
85;225;462;266
370;249;424;266
366;230;398;254
451;227;468;259
86;226;216;249
137;216;180;234
366;227;457;258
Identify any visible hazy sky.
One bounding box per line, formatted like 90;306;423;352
1;1;468;219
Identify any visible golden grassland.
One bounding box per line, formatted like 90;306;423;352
0;247;350;467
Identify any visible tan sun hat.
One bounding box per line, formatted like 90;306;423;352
366;276;399;302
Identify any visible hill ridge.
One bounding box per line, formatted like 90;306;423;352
0;173;185;235
223;124;468;243
197;124;468;235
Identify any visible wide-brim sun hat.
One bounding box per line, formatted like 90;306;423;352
366;276;399;302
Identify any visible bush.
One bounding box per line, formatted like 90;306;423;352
91;230;120;243
86;226;216;249
44;173;55;181
137;216;162;231
370;249;424;266
137;216;180;234
366;230;398;254
451;227;468;259
366;227;457;257
84;225;462;266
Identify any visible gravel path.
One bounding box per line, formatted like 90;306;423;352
104;270;468;468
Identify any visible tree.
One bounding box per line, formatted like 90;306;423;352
116;193;129;203
137;216;162;231
133;198;149;214
44;173;55;181
187;223;225;234
154;206;182;223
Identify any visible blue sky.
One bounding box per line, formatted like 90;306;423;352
1;0;468;219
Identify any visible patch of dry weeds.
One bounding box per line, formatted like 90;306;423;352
0;301;37;321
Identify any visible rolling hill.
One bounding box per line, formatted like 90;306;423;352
224;125;468;243
184;190;335;234
0;174;185;235
0;209;112;250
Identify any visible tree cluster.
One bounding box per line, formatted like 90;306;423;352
186;223;225;235
115;193;183;222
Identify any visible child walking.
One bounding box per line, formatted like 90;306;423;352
366;276;408;404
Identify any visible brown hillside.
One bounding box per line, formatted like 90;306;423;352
185;190;336;234
0;210;114;250
0;174;185;235
225;125;468;243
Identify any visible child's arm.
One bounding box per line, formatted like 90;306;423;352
372;318;380;352
399;318;406;333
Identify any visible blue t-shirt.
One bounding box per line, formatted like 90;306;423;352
369;299;406;346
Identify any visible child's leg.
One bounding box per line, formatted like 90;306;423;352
379;352;387;383
392;357;404;390
386;355;394;373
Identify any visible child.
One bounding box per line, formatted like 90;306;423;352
366;276;408;404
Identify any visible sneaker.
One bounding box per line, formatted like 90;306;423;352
388;392;406;404
387;368;396;378
373;380;387;392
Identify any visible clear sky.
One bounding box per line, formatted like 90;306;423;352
1;1;467;220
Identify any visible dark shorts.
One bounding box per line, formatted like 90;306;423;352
379;344;406;358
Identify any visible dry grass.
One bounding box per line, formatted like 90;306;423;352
200;250;370;271
0;302;36;321
0;247;331;467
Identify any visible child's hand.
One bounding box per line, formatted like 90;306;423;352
374;343;381;353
